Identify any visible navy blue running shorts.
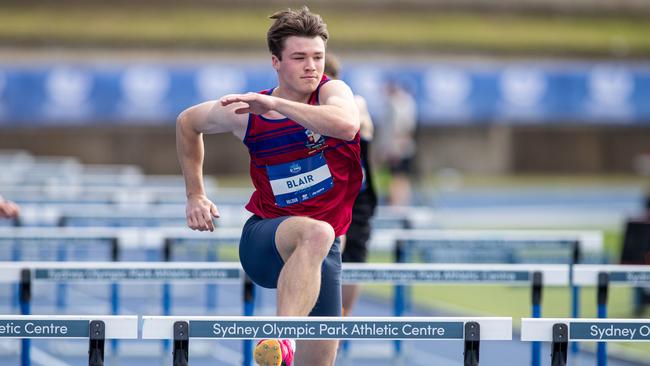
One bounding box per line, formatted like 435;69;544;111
239;215;342;316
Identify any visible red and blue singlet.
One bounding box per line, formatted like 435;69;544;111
243;76;362;236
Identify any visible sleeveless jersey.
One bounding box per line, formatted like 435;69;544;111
243;76;362;236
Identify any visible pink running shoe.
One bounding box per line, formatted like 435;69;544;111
254;339;295;366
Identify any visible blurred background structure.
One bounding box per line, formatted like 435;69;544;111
0;0;649;176
0;1;649;365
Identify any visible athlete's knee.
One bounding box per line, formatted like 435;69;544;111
298;220;335;259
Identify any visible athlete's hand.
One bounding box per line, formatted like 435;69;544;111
0;200;19;219
220;93;277;115
185;194;219;232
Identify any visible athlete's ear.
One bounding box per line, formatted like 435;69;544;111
271;54;280;72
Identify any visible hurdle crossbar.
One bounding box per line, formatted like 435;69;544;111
522;318;650;342
145;315;510;365
342;263;569;286
0;261;244;283
142;315;512;341
369;229;603;253
573;265;650;286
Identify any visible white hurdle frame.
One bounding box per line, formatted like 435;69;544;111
143;315;511;366
521;318;650;366
573;264;650;366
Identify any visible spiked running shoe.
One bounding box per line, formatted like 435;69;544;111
254;339;295;366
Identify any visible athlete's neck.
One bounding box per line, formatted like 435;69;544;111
272;86;310;104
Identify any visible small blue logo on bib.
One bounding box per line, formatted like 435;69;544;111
289;162;301;174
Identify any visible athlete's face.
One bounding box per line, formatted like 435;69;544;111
273;36;325;96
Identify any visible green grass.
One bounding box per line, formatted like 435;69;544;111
1;5;650;56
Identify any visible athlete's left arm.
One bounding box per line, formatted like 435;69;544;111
278;80;360;141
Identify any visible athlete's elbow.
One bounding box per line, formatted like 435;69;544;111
176;109;199;135
338;120;359;141
176;110;189;129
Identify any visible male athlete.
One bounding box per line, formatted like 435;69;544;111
177;7;362;366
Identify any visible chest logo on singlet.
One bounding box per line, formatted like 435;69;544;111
305;129;326;152
267;153;333;207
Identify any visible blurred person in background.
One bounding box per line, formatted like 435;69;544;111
176;7;361;366
324;53;377;318
0;195;19;219
377;80;417;206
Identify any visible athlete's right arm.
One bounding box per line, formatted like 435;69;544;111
175;100;248;231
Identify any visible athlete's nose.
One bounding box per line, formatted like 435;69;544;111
305;58;316;71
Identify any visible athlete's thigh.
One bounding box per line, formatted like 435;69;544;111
239;215;289;289
274;216;333;261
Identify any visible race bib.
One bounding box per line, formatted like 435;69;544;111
267;153;333;207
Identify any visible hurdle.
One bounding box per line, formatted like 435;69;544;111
0;261;250;363
154;228;246;321
155;228;246;316
0;227;120;311
157;230;255;362
372;229;602;357
142;315;511;366
371;229;602;319
573;264;650;366
0;261;246;316
521;318;650;366
0;315;137;366
369;229;595;364
342;262;569;366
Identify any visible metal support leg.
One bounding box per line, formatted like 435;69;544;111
173;321;189;366
597;272;609;366
551;323;568;366
463;321;480;366
88;320;106;366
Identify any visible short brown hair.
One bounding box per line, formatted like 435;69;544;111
267;6;329;60
324;53;341;79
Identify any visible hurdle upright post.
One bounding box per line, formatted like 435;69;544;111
173;321;189;366
393;237;407;357
531;271;542;366
551;323;568;366
463;321;480;366
88;320;106;366
570;240;581;354
597;272;609;366
110;238;120;354
162;238;173;354
243;275;255;366
19;268;31;366
56;241;67;310
205;242;219;312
